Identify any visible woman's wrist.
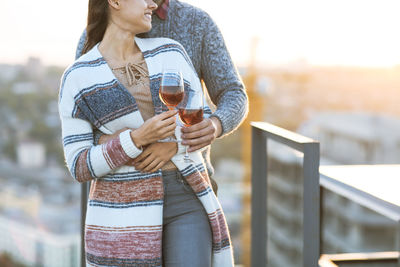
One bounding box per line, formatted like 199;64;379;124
130;129;145;148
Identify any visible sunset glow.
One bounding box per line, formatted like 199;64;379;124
1;0;400;67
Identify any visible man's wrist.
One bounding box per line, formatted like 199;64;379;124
210;117;222;138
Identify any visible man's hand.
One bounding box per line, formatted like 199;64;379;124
132;142;177;173
181;117;222;152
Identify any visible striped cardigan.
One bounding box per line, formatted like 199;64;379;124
59;37;233;266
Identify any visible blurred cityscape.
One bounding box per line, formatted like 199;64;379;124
0;58;80;266
1;57;400;266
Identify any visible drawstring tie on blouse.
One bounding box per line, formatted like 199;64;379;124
113;61;148;86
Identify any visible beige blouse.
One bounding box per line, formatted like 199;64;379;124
112;57;177;171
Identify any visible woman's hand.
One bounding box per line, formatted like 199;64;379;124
132;142;177;173
130;110;177;148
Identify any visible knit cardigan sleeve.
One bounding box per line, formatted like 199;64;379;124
199;11;249;137
59;72;142;183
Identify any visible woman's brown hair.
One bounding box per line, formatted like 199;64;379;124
82;0;110;54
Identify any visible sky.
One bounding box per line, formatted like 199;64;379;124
1;0;400;67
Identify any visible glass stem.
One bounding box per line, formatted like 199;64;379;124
185;146;189;159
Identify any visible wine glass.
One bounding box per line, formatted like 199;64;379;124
159;69;184;110
178;88;204;162
158;69;184;142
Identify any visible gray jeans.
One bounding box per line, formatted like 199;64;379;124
162;170;212;267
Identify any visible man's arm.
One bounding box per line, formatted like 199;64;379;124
181;11;248;151
200;12;248;138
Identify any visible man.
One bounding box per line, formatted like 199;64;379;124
75;0;248;193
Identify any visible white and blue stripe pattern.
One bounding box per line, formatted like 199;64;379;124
59;37;233;266
88;199;164;209
63;133;93;147
102;170;161;182
143;43;195;71
59;57;107;102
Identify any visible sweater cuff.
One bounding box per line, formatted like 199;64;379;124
210;112;228;138
119;129;143;159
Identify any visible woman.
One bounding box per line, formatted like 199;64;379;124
59;0;233;266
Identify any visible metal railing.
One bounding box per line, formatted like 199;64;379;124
319;251;400;266
319;165;400;267
251;121;320;267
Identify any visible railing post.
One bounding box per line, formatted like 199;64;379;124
303;143;320;267
397;221;400;267
320;186;325;256
81;182;89;267
251;126;268;267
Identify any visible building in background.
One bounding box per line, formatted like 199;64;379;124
0;160;81;267
265;112;400;267
17;141;46;169
299;112;400;164
213;159;245;263
0;216;79;267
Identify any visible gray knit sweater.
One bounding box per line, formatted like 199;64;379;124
75;0;248;176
